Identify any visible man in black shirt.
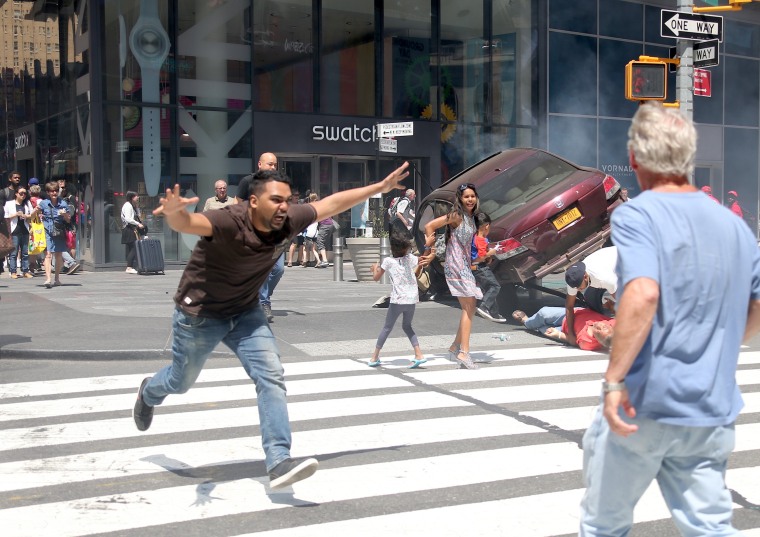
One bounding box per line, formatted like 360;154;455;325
133;162;410;490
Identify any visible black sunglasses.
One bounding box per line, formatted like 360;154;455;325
458;183;476;192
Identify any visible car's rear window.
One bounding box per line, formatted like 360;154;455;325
477;152;578;221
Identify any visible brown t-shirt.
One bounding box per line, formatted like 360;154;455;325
174;202;316;318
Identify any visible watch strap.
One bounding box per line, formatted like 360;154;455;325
602;380;626;393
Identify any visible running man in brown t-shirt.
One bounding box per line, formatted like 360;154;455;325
132;163;410;490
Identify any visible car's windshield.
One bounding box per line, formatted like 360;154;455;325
477;152;578;222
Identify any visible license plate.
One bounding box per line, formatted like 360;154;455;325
552;207;581;230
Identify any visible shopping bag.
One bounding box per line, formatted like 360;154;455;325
66;229;76;250
28;217;47;255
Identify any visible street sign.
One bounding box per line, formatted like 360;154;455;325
694;68;712;97
661;10;723;42
694;39;719;68
378;137;397;153
378;122;414;137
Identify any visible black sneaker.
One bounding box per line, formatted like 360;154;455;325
476;306;495;321
269;457;319;489
490;312;507;323
262;303;274;323
66;262;81;275
133;377;154;431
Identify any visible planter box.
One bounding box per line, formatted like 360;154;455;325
345;237;386;282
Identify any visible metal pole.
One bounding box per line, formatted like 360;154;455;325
677;0;694;182
332;235;343;281
379;236;390;284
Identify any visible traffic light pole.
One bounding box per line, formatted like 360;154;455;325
676;0;694;125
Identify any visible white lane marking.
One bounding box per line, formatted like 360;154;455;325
0;414;542;492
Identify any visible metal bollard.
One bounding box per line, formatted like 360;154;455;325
379;236;390;284
332;236;344;281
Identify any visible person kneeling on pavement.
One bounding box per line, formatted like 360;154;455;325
471;212;506;323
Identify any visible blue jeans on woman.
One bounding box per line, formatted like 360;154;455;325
140;305;292;472
9;231;30;274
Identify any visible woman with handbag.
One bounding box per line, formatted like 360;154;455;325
38;181;72;288
3;187;37;278
120;191;145;274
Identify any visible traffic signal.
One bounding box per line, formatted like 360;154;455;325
625;61;667;101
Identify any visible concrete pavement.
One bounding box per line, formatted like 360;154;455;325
0;263;565;361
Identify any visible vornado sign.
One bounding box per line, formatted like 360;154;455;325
14;131;31;150
312;124;379;144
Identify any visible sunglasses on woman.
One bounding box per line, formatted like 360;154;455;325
458;183;476;193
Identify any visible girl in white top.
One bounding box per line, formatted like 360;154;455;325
368;222;428;368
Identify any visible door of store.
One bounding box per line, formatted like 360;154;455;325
279;154;423;241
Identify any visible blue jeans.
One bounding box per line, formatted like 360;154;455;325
142;306;292;471
580;405;740;536
259;253;285;306
9;232;30;273
524;306;565;332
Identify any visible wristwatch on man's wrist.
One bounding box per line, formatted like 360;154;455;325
129;0;170;197
602;380;626;393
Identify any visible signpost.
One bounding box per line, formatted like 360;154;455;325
694;68;712;97
661;9;723;42
377;122;414;138
693;39;720;68
378;137;397;154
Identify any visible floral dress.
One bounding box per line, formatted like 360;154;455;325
443;213;483;299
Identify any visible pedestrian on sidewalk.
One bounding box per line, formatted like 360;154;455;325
579;102;760;535
238;152;283;323
38;182;72;288
420;183;482;369
471;212;506;323
120;191;145;275
315;213;335;268
367;220;428;369
3;186;37;278
132;161;410;489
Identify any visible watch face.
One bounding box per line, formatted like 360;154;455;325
130;22;170;65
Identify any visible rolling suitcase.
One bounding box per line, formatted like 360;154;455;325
135;238;165;274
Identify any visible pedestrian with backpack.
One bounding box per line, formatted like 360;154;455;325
388;189;416;231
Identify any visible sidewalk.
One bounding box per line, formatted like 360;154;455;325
0;263;564;361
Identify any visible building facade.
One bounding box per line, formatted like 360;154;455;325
1;0;759;269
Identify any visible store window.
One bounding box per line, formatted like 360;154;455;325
177;0;252;109
253;0;313;112
321;0;374;116
548;115;597;168
101;103;173;264
549;0;596;34
725;56;759;127
549;32;597;116
384;0;431;119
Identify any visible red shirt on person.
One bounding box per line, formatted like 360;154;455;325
560;308;615;351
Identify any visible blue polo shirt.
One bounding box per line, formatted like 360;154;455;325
612;190;760;427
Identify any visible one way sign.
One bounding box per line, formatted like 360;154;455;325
694;39;719;68
661;10;723;42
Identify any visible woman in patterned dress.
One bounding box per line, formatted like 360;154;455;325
421;183;483;369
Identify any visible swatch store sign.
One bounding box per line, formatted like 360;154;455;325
13;128;35;160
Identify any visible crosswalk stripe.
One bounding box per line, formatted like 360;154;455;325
0;414;544;493
0;392;471;452
2;345;759;536
0;442;582;536
0;374;412;422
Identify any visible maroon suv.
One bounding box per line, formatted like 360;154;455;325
414;148;624;286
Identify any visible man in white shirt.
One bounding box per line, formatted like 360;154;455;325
564;245;617;344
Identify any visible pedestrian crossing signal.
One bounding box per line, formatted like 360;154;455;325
625;61;667;101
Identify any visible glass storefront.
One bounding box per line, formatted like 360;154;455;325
4;0;760;270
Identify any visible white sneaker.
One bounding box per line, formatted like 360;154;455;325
126;267;138;274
